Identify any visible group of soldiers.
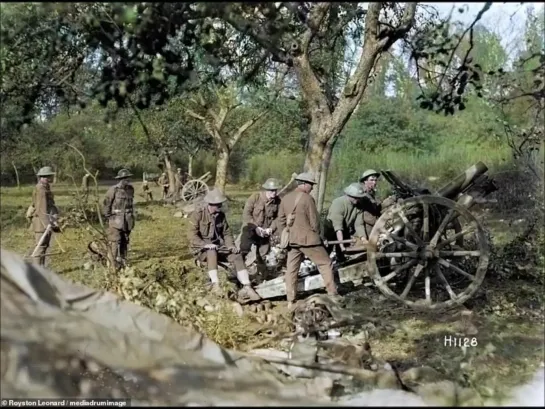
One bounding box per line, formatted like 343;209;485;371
28;165;391;308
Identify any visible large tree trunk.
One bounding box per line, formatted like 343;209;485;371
215;148;230;194
163;153;176;194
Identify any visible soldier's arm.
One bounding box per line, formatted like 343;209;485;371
242;193;257;226
328;200;345;233
223;216;236;248
277;201;287;232
354;210;367;239
188;211;206;248
102;188;114;218
307;196;320;233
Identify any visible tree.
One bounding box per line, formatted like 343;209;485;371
184;79;284;193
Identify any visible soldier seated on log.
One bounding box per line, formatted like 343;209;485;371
188;189;261;301
240;178;282;271
358;169;396;239
323;183;368;262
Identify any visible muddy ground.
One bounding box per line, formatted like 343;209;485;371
1;181;543;403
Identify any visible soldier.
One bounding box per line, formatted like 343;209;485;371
103;169;135;271
28;166;59;267
141;179;153;202
240;178;282;270
81;172;91;202
277;172;338;308
189;189;261;301
358;169;395;238
174;168;184;200
323;183;367;261
158;172;169;200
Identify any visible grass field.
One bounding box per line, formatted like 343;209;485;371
1;180;543;402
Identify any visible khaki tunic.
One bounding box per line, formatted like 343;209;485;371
188;205;244;272
325;195;366;239
31;183;58;233
277;190;321;246
189;205;235;250
243;192;280;232
158;175;169;188
359;191;382;238
102;183;135;233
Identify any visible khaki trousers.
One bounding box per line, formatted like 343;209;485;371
198;249;246;272
284;245;337;302
108;227;131;268
34;231;52;266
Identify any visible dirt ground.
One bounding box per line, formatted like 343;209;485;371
1;181;543;402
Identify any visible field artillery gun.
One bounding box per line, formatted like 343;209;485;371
250;162;498;311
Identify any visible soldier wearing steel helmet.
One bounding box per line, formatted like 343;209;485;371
277;172;338;308
358;169;396;238
240;178;283;269
189;188;261;301
158;172;169;200
28;166;59;267
324;183;368;260
102;169;135;271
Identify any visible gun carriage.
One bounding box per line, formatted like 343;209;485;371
234;162;498;311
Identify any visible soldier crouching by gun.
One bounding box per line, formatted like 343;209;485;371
358;169;397;239
188;189;261;302
28;167;60;267
102;169;135;271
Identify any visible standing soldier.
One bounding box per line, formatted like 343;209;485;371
103;169;135;271
240;178;282;271
28;166;59;267
174;168;184;200
158;172;169;200
141;179;153;202
81;172;91;202
277;172;338;309
358;169;395;239
189;189;261;301
323;183;367;261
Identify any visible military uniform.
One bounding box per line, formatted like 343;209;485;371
358;169;393;239
324;183;367;259
158;173;169;200
142;180;153;202
277;173;337;304
29;167;59;266
103;169;135;270
189;189;261;300
240;178;282;267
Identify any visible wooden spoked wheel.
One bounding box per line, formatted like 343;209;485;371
181;180;209;202
367;195;489;311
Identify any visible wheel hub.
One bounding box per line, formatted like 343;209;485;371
418;245;438;261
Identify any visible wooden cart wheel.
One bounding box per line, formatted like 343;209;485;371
367;195;489;311
181;180;209;202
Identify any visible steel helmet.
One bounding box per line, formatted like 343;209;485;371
360;169;380;182
115;169;133;179
204;189;227;205
344;183;366;198
36;166;55;177
262;178;282;190
295;172;316;185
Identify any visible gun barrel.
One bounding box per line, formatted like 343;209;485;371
436;162;488;199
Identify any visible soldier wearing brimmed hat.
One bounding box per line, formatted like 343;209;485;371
277;172;338;308
188;188;261;301
28;166;59;266
240;178;283;269
102;169;135;271
158;172;169;201
358;169;396;238
324;183;368;260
